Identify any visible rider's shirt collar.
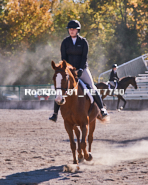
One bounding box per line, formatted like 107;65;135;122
72;37;77;45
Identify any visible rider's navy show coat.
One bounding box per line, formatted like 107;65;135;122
61;35;88;70
109;70;119;81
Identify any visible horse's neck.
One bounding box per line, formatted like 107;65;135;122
69;76;77;90
67;80;82;101
68;76;79;98
120;78;132;90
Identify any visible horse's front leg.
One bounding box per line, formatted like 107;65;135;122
81;124;92;161
88;119;96;153
118;95;126;109
64;122;77;164
74;125;84;162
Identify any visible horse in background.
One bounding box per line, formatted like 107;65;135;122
96;76;138;110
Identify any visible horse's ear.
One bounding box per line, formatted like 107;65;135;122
51;61;56;70
62;60;67;69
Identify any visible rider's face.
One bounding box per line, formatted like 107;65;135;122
113;67;117;71
69;28;78;38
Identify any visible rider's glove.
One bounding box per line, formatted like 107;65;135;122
77;68;83;78
113;77;118;82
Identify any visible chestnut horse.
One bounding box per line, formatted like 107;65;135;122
51;60;105;164
96;76;138;110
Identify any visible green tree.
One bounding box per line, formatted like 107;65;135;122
87;0;148;71
0;0;148;85
0;0;56;50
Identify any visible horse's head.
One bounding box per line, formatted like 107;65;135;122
130;76;138;89
119;76;138;90
51;60;77;105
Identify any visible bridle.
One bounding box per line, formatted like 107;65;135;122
55;69;79;95
55;69;70;94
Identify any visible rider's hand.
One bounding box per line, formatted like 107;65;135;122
77;68;83;78
114;77;118;82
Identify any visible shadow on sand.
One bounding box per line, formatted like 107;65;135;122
63;137;148;146
0;165;64;185
93;136;148;146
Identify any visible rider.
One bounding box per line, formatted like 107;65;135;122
109;64;119;90
49;20;108;122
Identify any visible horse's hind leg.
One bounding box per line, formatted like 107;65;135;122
74;125;84;162
80;124;92;161
102;95;107;108
88;119;96;153
64;122;77;164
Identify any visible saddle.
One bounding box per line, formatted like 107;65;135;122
107;81;118;90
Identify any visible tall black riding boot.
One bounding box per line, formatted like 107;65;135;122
49;101;60;122
93;91;108;118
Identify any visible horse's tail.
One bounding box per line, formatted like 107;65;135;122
88;102;110;124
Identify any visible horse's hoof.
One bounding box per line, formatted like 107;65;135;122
63;164;80;173
78;156;84;163
117;109;121;112
120;106;123;110
73;160;78;164
86;152;93;161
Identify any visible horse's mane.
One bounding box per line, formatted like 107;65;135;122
58;60;78;80
119;76;134;82
66;63;78;80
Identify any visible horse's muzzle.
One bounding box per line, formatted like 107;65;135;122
55;98;66;105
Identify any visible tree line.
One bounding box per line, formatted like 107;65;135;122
0;0;147;85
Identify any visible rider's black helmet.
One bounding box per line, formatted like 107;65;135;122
66;20;81;33
112;64;118;68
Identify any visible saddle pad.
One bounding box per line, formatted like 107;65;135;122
79;79;94;104
108;81;118;89
108;84;114;89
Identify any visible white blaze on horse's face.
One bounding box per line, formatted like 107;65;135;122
55;73;63;103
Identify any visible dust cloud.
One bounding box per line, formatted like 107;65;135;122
0;42;61;85
75;140;148;172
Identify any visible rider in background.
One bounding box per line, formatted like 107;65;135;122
109;64;119;90
49;20;108;122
